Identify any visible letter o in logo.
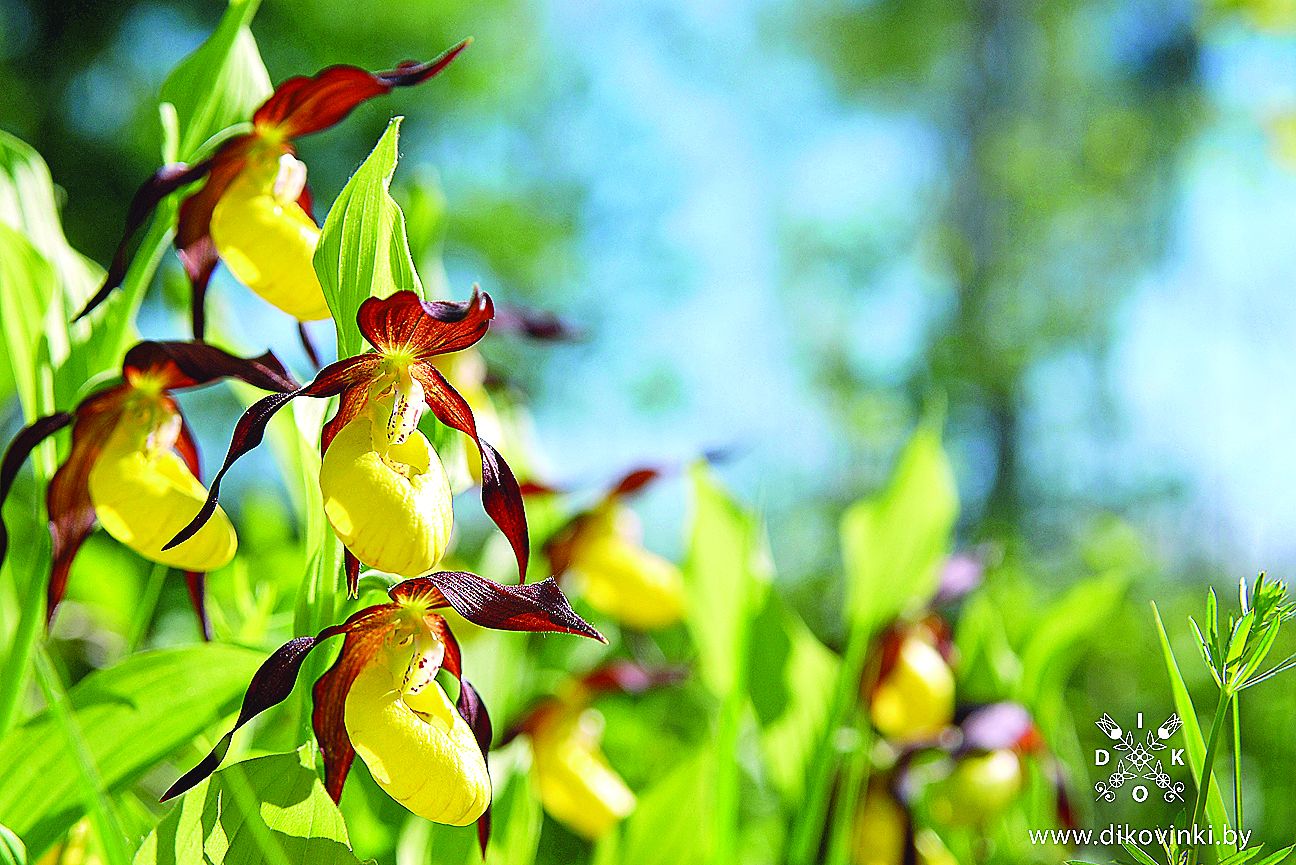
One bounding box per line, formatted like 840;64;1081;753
1133;785;1148;803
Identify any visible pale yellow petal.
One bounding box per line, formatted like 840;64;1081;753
320;416;453;577
344;660;490;826
532;709;635;841
88;442;236;572
869;635;955;743
209;169;331;321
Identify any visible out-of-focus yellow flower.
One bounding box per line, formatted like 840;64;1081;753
89;407;235;572
532;703;636;840
930;749;1023;827
851;785;907;865
869;624;955;744
210;153;330;321
320;393;454;577
565;505;685;630
345;624;490;825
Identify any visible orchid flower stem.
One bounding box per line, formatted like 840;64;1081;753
1190;687;1233;863
1232;697;1243;834
34;647;132;865
788;619;873;865
126;562;170;653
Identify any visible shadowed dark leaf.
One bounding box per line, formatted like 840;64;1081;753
183;571;211;642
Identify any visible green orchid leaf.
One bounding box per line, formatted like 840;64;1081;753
314;116;424;359
0;645;264;857
1152;603;1233;855
158;0;270;162
0;224;54;416
0;824;24;865
133;749;362;865
840;425;958;631
748;592;839;804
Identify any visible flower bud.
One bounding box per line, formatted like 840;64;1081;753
532;706;635;840
570;507;685;630
87;413;236;571
869;628;955;743
929;749;1023;827
344;632;489;825
209;154;331;321
320;413;454;577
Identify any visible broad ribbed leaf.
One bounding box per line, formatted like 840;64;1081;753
841;426;957;631
0;225;53;415
135;750;362;865
0;131;111;406
0;645;263;857
158;0;270;162
314;117;424;359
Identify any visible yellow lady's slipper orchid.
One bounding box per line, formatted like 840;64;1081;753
0;340;297;634
532;704;636;840
345;628;490;826
170;290;534;597
209;153;331;322
320;411;454;577
80;41;470;338
163;573;604;853
869;626;955;743
567;505;685;630
88;413;235;572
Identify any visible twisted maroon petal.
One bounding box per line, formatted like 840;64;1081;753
0;413;73;569
391;572;604;642
415;364;528;581
253;40;470;140
456;679;493;855
123;340;299;394
74;160;214;323
311;605;398;802
163;354;383;551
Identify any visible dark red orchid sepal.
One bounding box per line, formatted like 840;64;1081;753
165;289;531;590
161;571;602;852
78;40;470;338
0;341;298;635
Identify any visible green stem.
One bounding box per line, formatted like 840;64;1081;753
34;648;132;865
126;562;169;653
788;622;872;865
1191;688;1233;860
1232;696;1243;835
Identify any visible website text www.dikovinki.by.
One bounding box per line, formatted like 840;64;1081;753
1027;824;1254;848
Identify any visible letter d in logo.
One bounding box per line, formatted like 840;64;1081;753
1095;749;1110;767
